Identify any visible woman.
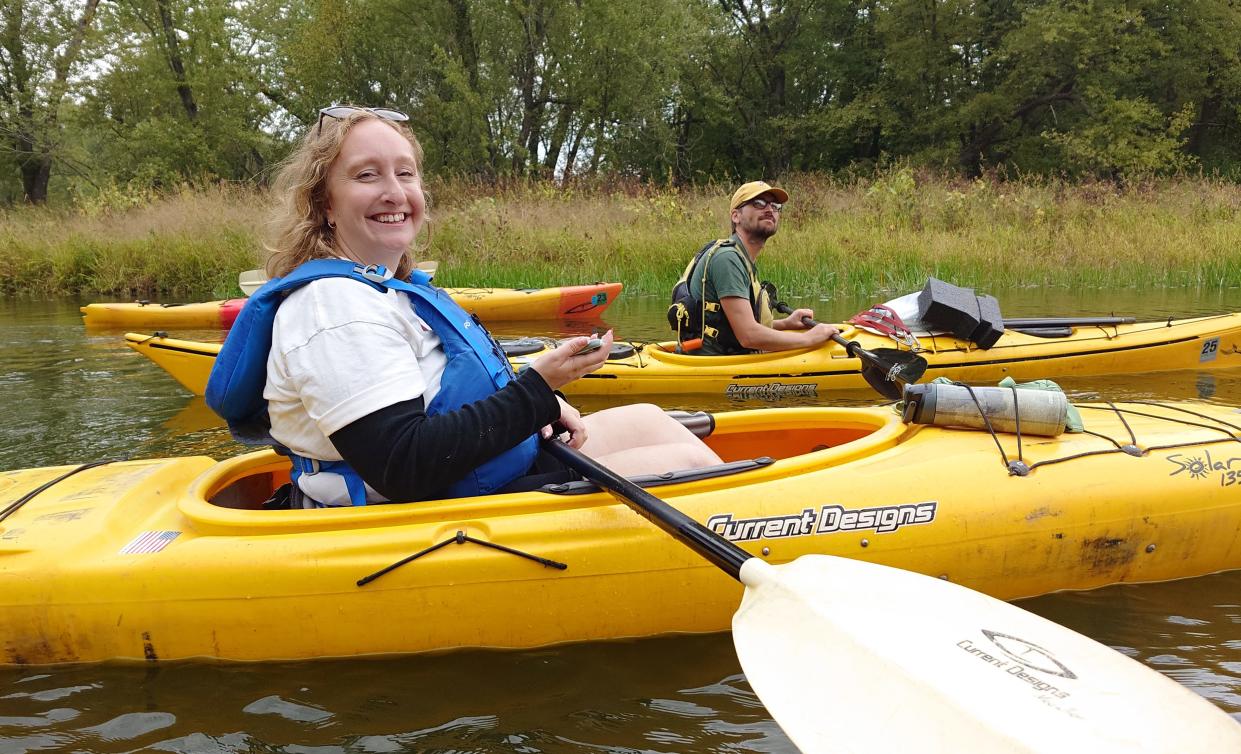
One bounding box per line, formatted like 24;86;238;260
217;105;721;508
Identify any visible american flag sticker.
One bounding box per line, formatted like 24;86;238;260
119;530;181;555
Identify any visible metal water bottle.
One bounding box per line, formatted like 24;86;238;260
901;383;1068;436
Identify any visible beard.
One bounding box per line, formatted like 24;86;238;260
746;218;778;239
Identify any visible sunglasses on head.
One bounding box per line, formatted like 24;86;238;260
746;197;784;211
316;105;410;134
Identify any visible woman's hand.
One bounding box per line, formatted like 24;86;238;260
529;330;614;391
541;396;587;448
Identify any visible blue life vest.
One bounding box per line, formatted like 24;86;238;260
205;258;538;505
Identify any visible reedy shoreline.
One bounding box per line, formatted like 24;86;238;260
2;174;1239;299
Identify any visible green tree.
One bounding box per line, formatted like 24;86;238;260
76;0;276;190
541;0;696;180
872;0;1241;178
669;0;887;178
0;0;101;203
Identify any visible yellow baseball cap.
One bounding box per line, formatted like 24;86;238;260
730;180;789;210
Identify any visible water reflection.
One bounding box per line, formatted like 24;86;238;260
2;289;1241;751
1019;570;1241;715
0;635;788;754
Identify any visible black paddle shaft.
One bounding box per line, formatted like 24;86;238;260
775;302;874;360
541;438;751;580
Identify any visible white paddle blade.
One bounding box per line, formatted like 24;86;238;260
734;556;1241;754
237;269;266;296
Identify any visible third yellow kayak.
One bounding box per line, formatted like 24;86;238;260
84;282;622;328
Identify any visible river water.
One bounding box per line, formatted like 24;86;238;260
2;287;1241;753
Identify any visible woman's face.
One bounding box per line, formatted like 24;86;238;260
324;119;426;268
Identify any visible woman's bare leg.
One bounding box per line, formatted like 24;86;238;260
578;403;722;475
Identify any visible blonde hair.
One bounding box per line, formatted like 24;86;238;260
265;109;429;279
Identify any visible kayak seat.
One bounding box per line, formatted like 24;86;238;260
213;442;754;507
539;456;775;495
210;468;292;509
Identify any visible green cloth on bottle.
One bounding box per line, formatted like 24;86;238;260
996;377;1084;432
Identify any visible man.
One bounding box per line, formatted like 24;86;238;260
677;181;838;355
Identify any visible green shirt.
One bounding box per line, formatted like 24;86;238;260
687;234;759;355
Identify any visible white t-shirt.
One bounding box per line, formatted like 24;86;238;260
265;275;448;505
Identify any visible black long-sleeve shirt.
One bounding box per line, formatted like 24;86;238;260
327;368;560;502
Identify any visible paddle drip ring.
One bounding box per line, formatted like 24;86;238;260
849;304;922;350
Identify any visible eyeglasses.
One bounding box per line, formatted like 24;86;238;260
746;198;784;212
316;105;410;134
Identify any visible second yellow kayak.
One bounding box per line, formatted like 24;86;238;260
125;313;1241;397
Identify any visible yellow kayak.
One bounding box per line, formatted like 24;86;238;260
3;402;1241;665
83;282;622;328
124;313;1241;397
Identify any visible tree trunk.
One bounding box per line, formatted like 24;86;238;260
588;117;605;175
156;0;198;122
562;124;584;180
672;104;696;186
448;0;480;91
512;0;553;175
525;113;544;174
20;155;51;204
1185;92;1221;158
767;61;788;172
543;104;575;175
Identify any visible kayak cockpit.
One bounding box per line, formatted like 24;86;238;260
182;406;907;533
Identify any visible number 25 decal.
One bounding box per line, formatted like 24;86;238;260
1200;337;1220;362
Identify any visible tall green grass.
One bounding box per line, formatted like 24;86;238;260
2;172;1239;298
0;185;261;298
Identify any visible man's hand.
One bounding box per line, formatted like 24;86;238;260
804;322;840;346
775;308;816;330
